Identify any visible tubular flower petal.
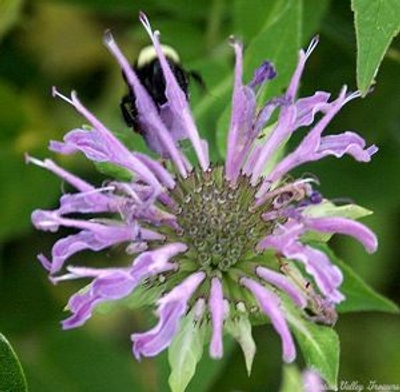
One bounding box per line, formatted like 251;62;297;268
131;271;205;359
241;277;296;363
209;277;225;358
303;369;325;392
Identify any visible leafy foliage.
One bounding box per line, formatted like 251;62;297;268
352;0;400;95
168;310;206;392
284;300;340;388
279;366;306;392
0;334;27;392
304;243;399;314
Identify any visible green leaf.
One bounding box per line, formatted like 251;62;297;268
168;310;206;392
243;0;302;99
0;0;23;40
95;282;165;315
0;333;28;392
306;243;399;314
339;260;400;313
94;162;133;181
319;246;399;314
123;283;164;309
304;201;372;220
251;124;291;178
233;0;280;43
284;300;339;388
187;336;236;392
225;315;256;376
279;365;304;392
302;0;330;43
352;0;400;95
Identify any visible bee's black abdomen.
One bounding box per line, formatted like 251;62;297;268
119;46;200;142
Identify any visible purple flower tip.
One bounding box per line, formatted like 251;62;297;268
138;11;151;31
37;254;51;272
249;61;277;89
306;35;320;56
103;29;113;44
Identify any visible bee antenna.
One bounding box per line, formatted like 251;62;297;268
188;70;207;92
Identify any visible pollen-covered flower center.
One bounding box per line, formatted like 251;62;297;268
170;167;270;272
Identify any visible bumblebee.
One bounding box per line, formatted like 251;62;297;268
120;45;203;134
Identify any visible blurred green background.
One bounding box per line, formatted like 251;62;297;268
0;0;399;391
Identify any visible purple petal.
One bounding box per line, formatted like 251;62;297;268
32;210;61;232
267;130;377;184
252;98;282;138
225;38;257;183
33;211;168;274
256;266;307;308
25;155;93;192
281;242;344;303
103;33;190;175
138;13;209;171
264;87;353;184
132;300;186;359
47;227;137;274
250;105;297;184
317;132;378;161
209;277;224;358
131;271;205;359
258;222;344;303
50;128;110;162
49;231;113;274
62;269;137;329
37;254;52;271
232;53;309;178
241;277;296;363
193;298;206;321
257;220;304;251
133;152;176;189
131;243;188;277
26;155;122;215
286;36;319;100
61;243;187;329
242;144;263;176
303;370;325;392
58;190;116;215
157;270;204;306
53;265;122;282
294;91;331;127
50;127;161;189
157;104;192;149
52;89;163;191
249;61;277;89
33;212;119;235
304;216;378;253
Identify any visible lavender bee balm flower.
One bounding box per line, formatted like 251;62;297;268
29;12;378;383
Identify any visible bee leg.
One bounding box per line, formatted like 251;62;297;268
120;93;137;128
188;70;206;92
